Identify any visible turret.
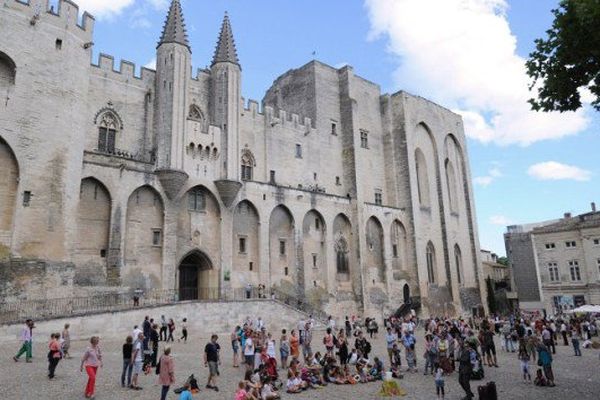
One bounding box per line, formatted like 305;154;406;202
210;12;241;181
155;0;191;171
154;0;191;199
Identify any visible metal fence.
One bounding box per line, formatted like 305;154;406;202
0;287;326;325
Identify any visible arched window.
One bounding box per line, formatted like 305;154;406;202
415;149;430;206
241;150;255;181
188;105;205;122
97;111;119;154
454;244;463;285
445;159;458;213
188;187;206;211
335;237;349;274
0;52;16;88
426;241;436;284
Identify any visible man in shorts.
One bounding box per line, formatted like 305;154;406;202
204;334;221;392
130;332;144;390
481;327;498;367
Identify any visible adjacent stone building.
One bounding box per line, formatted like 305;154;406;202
480;249;518;314
0;0;483;317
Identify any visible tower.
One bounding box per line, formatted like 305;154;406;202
210;12;241;181
154;0;191;199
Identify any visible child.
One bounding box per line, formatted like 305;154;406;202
261;377;280;399
178;382;193;400
534;369;547;387
406;343;417;372
518;345;531;383
434;363;445;399
371;357;384;380
286;371;305;393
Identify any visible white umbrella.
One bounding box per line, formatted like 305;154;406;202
572;304;600;313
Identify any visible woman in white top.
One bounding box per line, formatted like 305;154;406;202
266;333;276;358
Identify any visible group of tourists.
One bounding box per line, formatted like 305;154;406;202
10;309;600;400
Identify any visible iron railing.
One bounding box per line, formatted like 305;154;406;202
0;287;326;325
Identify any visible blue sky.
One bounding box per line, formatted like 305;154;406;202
75;0;599;255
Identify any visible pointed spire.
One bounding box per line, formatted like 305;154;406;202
158;0;190;51
212;12;240;67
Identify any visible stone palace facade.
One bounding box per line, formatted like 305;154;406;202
0;0;483;317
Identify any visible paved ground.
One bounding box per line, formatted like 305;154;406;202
3;325;600;399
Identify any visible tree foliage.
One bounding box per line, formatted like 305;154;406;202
497;256;509;267
526;0;600;112
485;277;497;315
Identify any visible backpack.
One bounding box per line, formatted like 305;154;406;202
477;381;497;400
155;359;161;375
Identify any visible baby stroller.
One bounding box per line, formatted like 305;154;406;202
262;356;283;390
173;374;201;394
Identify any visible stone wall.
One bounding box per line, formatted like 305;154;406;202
0;299;320;344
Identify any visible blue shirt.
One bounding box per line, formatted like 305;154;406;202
179;390;192;400
402;334;415;348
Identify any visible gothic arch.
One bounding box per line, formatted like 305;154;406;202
445;158;458;214
75;177;112;267
302;210;327;284
94;109;122;154
454;244;464;286
426;241;436;284
0;51;16;87
366;216;385;283
415;148;430;206
390;219;408;272
232;200;260;286
241;149;256;181
177;249;214;300
123;185;164;287
188;104;205;122
0;136;19;247
333;213;352;280
269;205;296;288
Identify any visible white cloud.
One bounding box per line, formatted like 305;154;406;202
490;215;513;226
474;166;503;187
144;58;157;70
74;0;168;19
365;0;590;146
527;161;591;182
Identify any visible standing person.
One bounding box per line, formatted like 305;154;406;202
571;326;582;356
424;334;437;375
323;328;335;357
385;327;398;367
518;344;531;383
537;342;555;386
121;336;133;388
560;321;569;346
542;325;556;355
61;324;71;359
243;331;255;371
167;318;175;342
434;362;445;399
47;333;62;379
266;332;276;359
481;327;498;367
204;334;221;392
231;326;241;367
302;324;313;362
179;318;188;343
130;332;144;390
142;316;151;350
337;329;349;366
458;342;474;400
158;347;175;400
150;324;160;367
13;319;34;363
345;316;352;337
289;329;300;360
160;315;168;342
80;336;103;399
280;329;290;370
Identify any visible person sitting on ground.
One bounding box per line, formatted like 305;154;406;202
286;371;305;393
178;382;193;400
370;356;384;380
261;376;281;400
235;380;257;400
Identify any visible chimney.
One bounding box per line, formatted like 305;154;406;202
564;212;572;219
592;202;597;212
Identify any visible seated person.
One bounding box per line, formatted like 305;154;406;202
260;377;280;400
370;357;384;380
286;371;306;393
235;380;258;400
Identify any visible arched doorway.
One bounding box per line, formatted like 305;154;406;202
178;251;213;300
403;284;410;304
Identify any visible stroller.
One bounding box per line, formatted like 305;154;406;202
173;374;201;394
262;356;283;390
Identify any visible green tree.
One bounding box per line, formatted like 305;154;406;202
526;0;600;112
485;277;497;315
497;256;509;267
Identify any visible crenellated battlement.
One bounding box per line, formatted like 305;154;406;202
91;53;156;85
11;0;94;38
243;99;315;132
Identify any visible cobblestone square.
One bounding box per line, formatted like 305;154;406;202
3;328;599;399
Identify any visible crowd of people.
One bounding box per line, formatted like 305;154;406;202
9;310;600;400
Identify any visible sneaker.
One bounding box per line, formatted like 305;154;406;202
214;386;219;392
12;357;18;362
206;385;213;389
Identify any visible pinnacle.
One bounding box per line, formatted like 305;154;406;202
158;0;190;51
211;12;240;67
